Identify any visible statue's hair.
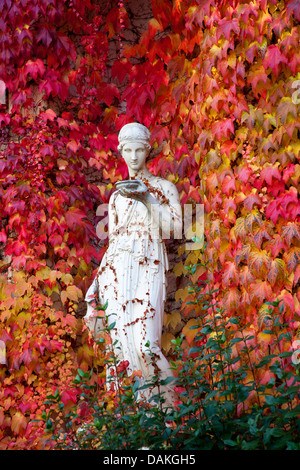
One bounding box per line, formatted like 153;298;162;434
117;122;151;152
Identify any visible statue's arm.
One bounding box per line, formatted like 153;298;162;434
108;191;118;237
85;192;117;304
144;180;182;239
84;272;98;303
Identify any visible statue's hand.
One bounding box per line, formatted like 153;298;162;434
117;180;151;203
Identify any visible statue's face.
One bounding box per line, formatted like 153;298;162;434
121;142;148;173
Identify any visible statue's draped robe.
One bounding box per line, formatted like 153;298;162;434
84;178;178;405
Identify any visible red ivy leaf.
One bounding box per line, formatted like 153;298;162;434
261;163;281;185
24;59;45;81
243;192;262;211
36;27;53;47
0;229;7;243
111;59;132;83
263;45;288;76
216;17;240;41
65;207;87;229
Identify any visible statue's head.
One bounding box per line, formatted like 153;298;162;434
117;123;151;153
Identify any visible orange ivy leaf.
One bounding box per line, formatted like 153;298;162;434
253;222;272;249
220;139;237;157
267;258;287;287
257;331;273;347
235;243;251;265
265;234;286;258
283;246;300;273
222;261;239;287
222;174;237;196
248;248;272;275
182;318;200;345
293;265;300;287
11;412;27;436
239;265;255;288
210;219;221;238
190;264;206;284
205;172;219;194
249;280;273;303
234;217;248;241
281;221;300;248
223;287;241;312
247;64;268;89
244;208;263;233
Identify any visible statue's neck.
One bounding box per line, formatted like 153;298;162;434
129;169;153;180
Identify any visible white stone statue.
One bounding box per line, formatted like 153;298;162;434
84;122;182;406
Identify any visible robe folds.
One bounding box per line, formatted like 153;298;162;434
84;178;180;405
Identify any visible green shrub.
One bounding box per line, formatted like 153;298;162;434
40;262;300;450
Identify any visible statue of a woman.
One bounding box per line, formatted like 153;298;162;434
84;123;182;406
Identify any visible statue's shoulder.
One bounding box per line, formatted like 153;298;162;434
149;177;180;205
154;176;178;194
108;188;118;204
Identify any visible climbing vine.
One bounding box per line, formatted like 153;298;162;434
0;0;299;448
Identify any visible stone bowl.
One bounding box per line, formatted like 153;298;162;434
115;180;143;191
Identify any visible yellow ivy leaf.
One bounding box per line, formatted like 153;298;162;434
175;287;189;303
161;332;175;354
165;312;182;330
61;273;74;285
177;244;187;256
185;249;201;266
173;261;185;277
244;208;263;232
234;217;247;240
257;331;273;346
220;238;230;254
61;285;82;304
